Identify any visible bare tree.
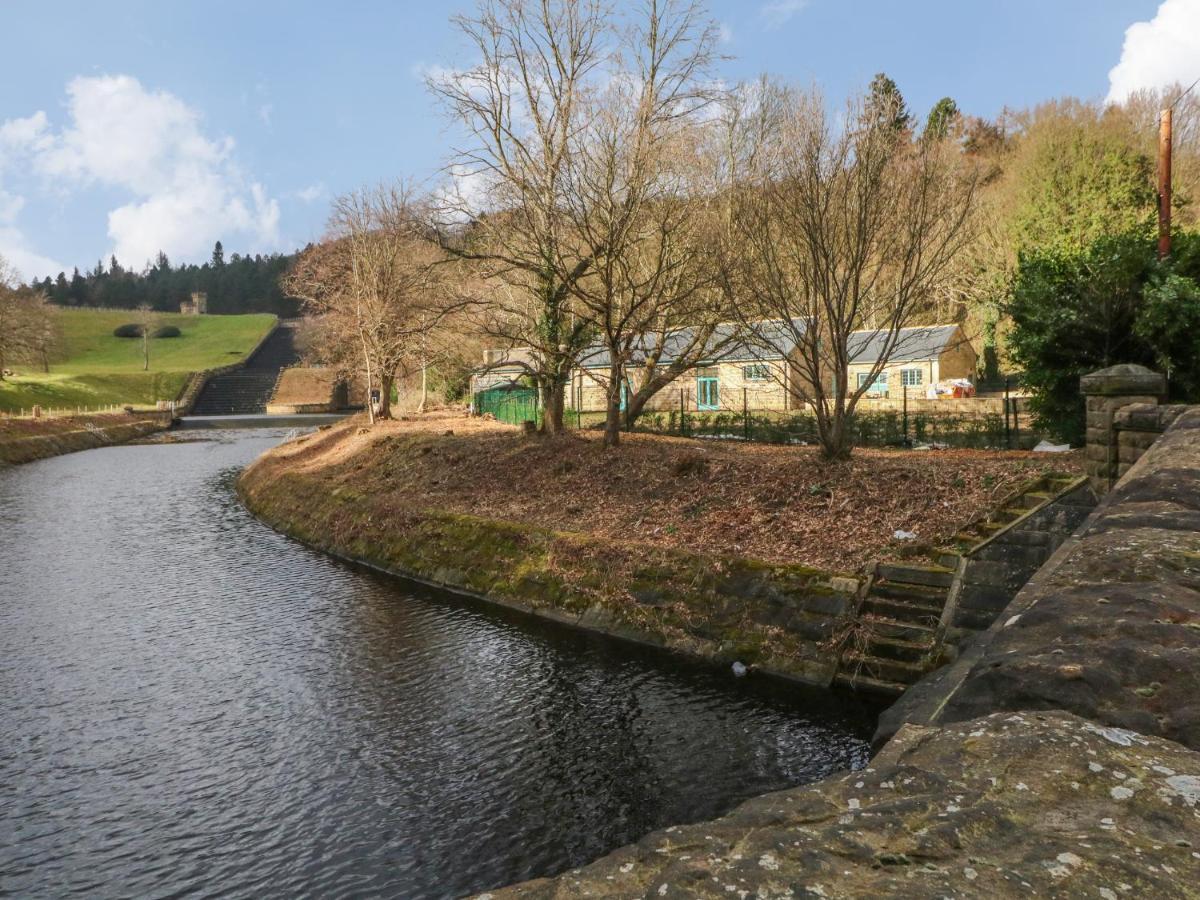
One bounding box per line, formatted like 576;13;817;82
0;256;60;380
721;82;981;459
557;0;726;446
427;0;610;434
135;303;157;372
284;185;469;423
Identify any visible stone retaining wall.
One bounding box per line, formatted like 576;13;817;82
945;479;1096;636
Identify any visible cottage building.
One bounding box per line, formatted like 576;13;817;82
471;322;977;415
844;324;977;400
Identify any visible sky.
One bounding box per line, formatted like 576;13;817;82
0;0;1197;283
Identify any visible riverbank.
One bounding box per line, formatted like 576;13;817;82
237;413;1077;685
0;412;170;466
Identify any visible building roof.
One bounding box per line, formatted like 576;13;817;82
481;322;968;373
578;318;808;369
846;325;964;365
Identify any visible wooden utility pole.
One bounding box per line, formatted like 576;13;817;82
1158;108;1172;260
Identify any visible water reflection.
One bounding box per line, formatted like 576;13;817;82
0;430;876;898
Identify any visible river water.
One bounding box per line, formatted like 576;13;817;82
0;429;876;898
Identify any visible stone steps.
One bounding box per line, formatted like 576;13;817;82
864;633;936;663
832;670;909;696
190;323;301;416
875;563;955;588
838;650;928;685
834;561;954;696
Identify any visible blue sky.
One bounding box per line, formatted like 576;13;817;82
0;0;1193;282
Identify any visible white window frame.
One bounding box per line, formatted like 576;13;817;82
742;364;769;381
901;367;924;387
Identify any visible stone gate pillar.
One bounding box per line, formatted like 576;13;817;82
1079;364;1166;495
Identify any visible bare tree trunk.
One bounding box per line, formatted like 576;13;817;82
418;359;428;413
142;330;149;371
603;362;623;448
543;379;567;434
378;372;395;420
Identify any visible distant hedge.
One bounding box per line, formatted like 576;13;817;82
153;325;181;338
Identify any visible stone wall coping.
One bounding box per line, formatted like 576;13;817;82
1079;363;1166;397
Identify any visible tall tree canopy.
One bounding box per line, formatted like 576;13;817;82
26;241;299;316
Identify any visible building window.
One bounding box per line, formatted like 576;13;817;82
859;372;888;396
901;368;923;387
697;375;720;410
742;364;769;381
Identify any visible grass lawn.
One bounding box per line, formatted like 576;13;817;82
0;308;276;413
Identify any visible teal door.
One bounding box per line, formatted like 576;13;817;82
696;376;719;410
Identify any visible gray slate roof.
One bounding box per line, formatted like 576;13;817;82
578;321;964;369
578;318;808;369
846;325;963;364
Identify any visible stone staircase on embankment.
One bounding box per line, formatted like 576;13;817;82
832;471;1096;697
190;323;301;416
833;562;954;695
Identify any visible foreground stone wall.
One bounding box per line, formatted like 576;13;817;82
492;711;1200;898
489;403;1200;898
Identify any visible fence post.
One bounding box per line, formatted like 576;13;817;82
1004;377;1011;449
679;387;686;436
743;387;749;440
902;381;909;445
1012;394;1020;449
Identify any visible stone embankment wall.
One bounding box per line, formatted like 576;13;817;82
237;430;863;687
490;370;1200;898
0;415;169;467
945;478;1095;637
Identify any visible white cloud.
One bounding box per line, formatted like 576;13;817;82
0;112;53;157
0;74;280;273
0;229;66;282
1107;0;1200;104
717;22;733;44
759;0;807;29
294;183;325;204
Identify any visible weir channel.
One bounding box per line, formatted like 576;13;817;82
0;425;878;898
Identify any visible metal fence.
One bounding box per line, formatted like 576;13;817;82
631;409;1028;449
475;384;1034;450
473;386;540;426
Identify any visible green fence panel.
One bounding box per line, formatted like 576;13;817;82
474;387;540;426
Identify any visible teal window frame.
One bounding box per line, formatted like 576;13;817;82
857;371;888;395
696;375;720;410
